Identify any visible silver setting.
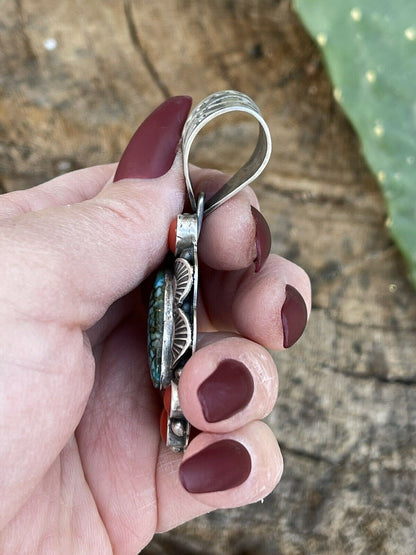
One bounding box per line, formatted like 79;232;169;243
167;381;191;451
164;194;205;451
182;90;272;216
175;214;198;256
191;194;204;351
159;269;174;390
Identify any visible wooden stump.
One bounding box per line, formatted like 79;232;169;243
1;1;415;552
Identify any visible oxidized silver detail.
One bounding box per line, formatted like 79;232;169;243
174;258;193;305
171;307;192;368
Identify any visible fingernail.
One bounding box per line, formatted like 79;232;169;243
197;359;254;423
114;95;192;182
251;206;271;272
179;439;251;493
281;284;308;348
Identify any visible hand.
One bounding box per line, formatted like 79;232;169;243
0;97;311;553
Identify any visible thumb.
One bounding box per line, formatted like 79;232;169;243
1;96;192;328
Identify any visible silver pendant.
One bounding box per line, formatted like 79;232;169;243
147;90;272;452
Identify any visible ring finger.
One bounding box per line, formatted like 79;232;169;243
179;334;278;433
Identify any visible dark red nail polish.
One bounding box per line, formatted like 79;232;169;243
251;206;271;272
179;439;251;493
114;96;192;182
197;360;254;423
281;284;308;348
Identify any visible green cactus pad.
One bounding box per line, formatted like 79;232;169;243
294;0;416;286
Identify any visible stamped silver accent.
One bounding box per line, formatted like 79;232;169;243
171;308;192;368
174;258;193;305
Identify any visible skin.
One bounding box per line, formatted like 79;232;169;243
0;157;311;553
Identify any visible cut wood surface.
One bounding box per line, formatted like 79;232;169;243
1;1;415;553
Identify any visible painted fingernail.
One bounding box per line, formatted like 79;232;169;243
197;359;254;423
179;439;251;493
281;284;308;348
251;206;271;272
114;95;192;182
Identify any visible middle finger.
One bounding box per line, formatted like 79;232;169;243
190;167;270;272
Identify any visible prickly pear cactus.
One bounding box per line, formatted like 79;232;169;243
294;0;416;286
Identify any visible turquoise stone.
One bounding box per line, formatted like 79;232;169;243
147;270;166;388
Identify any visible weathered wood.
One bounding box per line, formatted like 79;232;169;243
1;0;416;553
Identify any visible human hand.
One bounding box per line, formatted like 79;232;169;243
0;97;311;553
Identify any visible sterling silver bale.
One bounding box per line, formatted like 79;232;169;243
147;90;272;452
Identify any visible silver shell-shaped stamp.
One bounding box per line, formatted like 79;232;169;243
171;307;192;368
174;258;193;306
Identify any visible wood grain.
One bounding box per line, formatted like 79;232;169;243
1;1;415;552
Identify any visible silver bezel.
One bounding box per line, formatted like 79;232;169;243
159;269;174;390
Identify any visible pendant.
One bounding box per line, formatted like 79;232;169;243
147;90;272;452
147;195;204;451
